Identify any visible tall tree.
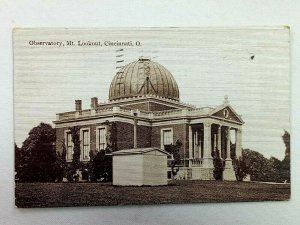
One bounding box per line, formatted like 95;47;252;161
281;130;290;182
15;123;56;182
282;130;290;161
242;149;280;182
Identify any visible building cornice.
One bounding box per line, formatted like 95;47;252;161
54;103;243;128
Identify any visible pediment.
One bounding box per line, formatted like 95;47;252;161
210;105;243;124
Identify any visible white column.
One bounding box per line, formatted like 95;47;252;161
236;128;242;159
193;132;196;159
199;134;202;159
203;122;213;168
213;134;217;151
226;127;231;160
203;123;211;158
188;124;193;167
223;126;236;180
194;131;199;159
217;125;222;157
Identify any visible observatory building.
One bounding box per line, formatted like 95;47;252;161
54;58;244;180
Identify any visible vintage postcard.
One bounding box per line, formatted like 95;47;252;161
14;27;290;207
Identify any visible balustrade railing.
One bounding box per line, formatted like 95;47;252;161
192;158;203;167
57;106;214;121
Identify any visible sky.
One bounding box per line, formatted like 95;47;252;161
13;28;290;160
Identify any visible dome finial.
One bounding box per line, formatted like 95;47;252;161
223;95;229;104
139;56;150;61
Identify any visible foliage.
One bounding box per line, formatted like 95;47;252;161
241;130;290;182
100;120;117;153
282;130;290;160
165;140;182;177
234;156;248;181
15;123;57;182
213;149;224;180
53;141;67;182
281;130;290;182
88;149;112;182
70;126;81;169
79;122;116;182
62;126;82;182
231;130;290;183
61;122;116;182
15;143;21;179
242;149;276;182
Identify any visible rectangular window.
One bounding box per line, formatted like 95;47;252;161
81;129;90;161
163;129;173;145
97;127;107;150
161;128;173;149
66;132;73;161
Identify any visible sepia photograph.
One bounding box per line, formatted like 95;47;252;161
13;27;290;208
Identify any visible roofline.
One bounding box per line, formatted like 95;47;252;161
209;103;244;124
106;96;195;109
111;147;171;156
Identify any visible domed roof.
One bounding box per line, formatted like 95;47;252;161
109;58;180;101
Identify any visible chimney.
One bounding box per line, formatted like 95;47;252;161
91;97;98;109
75;100;82;111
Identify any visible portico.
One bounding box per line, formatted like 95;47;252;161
188;113;243;180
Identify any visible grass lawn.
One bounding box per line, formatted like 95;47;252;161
15;180;290;208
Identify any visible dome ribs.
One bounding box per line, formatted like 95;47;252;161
163;64;179;100
137;60;158;95
152;62;163;97
148;60;158;95
121;61;131;96
151;61;159;94
156;63;170;98
137;60;145;95
110;67;122;99
161;64;174;98
109;58;179;101
115;65;127;97
127;61;139;97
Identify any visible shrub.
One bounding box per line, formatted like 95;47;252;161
234;156;248;181
213;149;224;180
87;149;112;182
165;140;182;178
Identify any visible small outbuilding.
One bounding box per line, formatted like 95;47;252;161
112;147;170;186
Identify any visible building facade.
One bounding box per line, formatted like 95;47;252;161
54;58;244;180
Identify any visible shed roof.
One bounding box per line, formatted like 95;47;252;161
112;147;170;156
